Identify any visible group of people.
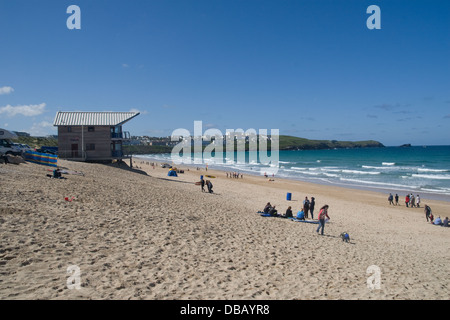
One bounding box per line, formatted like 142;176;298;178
431;216;449;227
424;204;449;227
387;193;449;227
226;172;243;179
200;178;214;193
388;193;421;208
302;196;316;219
405;193;420;207
262;200;331;235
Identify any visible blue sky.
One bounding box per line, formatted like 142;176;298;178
0;0;449;146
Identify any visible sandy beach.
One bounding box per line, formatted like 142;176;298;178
0;157;449;300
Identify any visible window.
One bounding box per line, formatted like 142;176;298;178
88;127;95;132
68;127;72;132
86;144;95;151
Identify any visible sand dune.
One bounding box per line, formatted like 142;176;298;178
0;158;449;300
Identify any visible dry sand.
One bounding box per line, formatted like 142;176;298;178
0;157;449;300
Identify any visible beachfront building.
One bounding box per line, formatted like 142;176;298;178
53;111;140;162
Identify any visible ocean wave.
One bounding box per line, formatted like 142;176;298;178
340;178;419;189
342;169;381;175
417;168;449;173
323;173;339;178
411;174;450;180
420;188;450;194
321;168;341;173
382;162;395;166
291;166;307;171
293;171;321;176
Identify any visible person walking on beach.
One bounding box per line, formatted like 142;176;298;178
303;197;310;219
416;195;420;208
388;193;394;205
405;194;410;207
395;194;399;206
316;205;330;235
200;177;205;192
410;194;416;208
424;205;432;222
310;197;316;219
206;180;213;193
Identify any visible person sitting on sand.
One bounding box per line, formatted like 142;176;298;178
433;216;443;226
263;202;272;214
269;206;278;217
296;210;305;220
52;168;62;179
283;206;293;219
443;217;449;227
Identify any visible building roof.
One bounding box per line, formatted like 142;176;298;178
53;112;140;126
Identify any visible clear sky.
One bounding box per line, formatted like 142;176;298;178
0;0;449;146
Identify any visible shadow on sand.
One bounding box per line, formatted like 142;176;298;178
105;160;149;176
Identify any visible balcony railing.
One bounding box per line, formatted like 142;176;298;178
111;131;131;140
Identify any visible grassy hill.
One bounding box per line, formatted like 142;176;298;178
124;135;384;154
16;136;58;148
14;135;384;155
277;135;384;150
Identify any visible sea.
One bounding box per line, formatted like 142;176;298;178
137;145;450;202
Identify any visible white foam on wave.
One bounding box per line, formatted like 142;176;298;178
411;174;450;180
321;168;341;173
417;168;449;173
293;170;321;176
340;178;419;189
342;169;381;175
420;188;450;194
323;173;339;178
291;166;307;171
382;162;395;166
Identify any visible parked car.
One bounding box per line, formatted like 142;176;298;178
20;144;33;152
12;143;33;154
36;146;58;155
0;129;21;156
